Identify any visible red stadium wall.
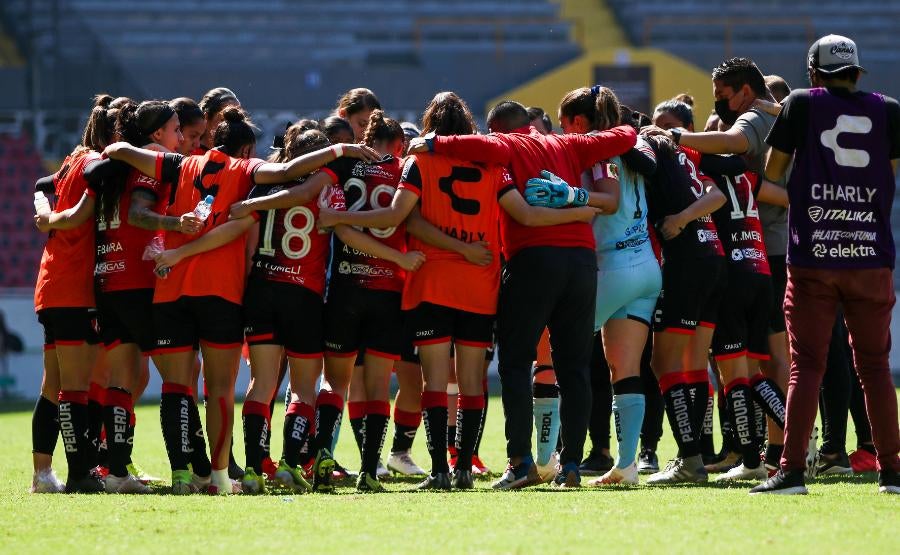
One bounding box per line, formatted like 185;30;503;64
0;133;45;288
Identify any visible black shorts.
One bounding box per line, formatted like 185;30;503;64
768;254;787;334
407;302;495;348
243;278;324;358
653;256;725;334
324;285;402;360
38;307;99;346
712;270;772;360
153;296;243;353
96;288;156;352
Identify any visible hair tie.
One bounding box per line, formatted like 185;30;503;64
590;85;602;97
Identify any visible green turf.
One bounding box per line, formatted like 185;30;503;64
1;393;897;554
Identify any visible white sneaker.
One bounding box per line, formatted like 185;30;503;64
386;451;427;476
30;468;65;493
375;459;390;479
208;469;241;495
805;426;820;480
589;462;639;486
536;452;559;483
715;463;768;482
105;473;151;494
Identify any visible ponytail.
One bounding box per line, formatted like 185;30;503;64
362;109;403;149
559;86;621;131
212;106;258;156
76;93;115;155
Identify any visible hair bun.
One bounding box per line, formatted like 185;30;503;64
94;93;114;109
221;106;246;123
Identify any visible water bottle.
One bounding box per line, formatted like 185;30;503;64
34;192;51;216
194;194;214;221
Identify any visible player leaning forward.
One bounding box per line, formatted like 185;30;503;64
751;34;900;495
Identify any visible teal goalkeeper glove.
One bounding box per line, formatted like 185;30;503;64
524;170;589;208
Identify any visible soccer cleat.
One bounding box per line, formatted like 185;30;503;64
646;455;708;485
491;458;542;490
105;473;151;494
704;451;742;473
804;426;820;480
816;452;853;476
637;448;659;474
127;463;162;484
416;472;451;491
65;470;106;494
30;468;65;493
387;451;427;476
849;449;878;473
190;471;211;493
448;446;458;472
552;462;581;489
878;468;899;494
715;463;768;482
241;467;266;494
172;469;196;495
578;451;614;476
261;457;278;479
312;449;336;493
375;459;390;479
94;466;110;479
332;459;357;481
451;469;474;490
228;456;245;480
273;460;312;493
471;455;490;475
749;469;807;495
702;452;724;466
356;472;385;493
589;463;639;486
536;452;559;483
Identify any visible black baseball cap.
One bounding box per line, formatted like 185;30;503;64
808;34;866;74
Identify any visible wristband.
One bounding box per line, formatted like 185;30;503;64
332;144;344;158
670;128;682;145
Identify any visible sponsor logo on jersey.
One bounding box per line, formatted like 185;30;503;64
812;242;877;259
731;248;765;262
97;241;124;255
338;261;351;275
696;229;719;243
808;205;875;223
615;236;648;250
811;229;877;242
415;330;435;338
95;260;126;274
810;184;876;203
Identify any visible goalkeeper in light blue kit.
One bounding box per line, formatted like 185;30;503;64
528;87;661;485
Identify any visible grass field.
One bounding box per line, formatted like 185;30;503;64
1;393;897;554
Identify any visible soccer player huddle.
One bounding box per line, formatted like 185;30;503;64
28;34;899;496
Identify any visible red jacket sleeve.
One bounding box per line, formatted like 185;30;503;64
432;134;514;166
567;125;637;170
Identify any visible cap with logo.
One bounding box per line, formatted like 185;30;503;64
808;34;866;74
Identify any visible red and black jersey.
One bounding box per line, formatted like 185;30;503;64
321;156;405;293
644;143;724;260
249;179;346;296
710;171;770;275
93;169;170;292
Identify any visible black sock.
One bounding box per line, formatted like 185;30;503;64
160;384;193;472
764;443;783;467
103;387;133;477
283;402;314;468
753;398;767;447
474;379;489;456
32;395;59;456
59;391;91;480
242;400;269;473
750;374;786;429
718;389;736;453
725;379;759;468
684;370;709;449
348;401;365;455
660;376;699;458
313;391;343;454
125;412;136;465
87;396;104;469
390;408;420;453
422;391;449;474
447;426;457;451
700;383;715;456
264;394;277;463
186;396;211;476
455;395;485;471
361;402;390;477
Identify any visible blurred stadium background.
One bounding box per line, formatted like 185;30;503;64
1;0;899;398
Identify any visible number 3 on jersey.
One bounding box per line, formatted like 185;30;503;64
259;206;314;259
344;177;397;238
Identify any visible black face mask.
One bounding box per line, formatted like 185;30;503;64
714;98;739;125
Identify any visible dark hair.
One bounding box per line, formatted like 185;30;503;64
335;88;381;118
672;93;694;107
642;133;677;160
486;100;529;133
764;75;791;103
320;116;354;144
421;92;478;136
117;100;176;147
814;66;861;85
76;93;115;155
712;57;767;97
559;86;621;131
527;106;553;132
269;127;330;163
198;87;240;118
295;118;322;133
362;109;404;148
652;99;694;128
212;106;257;156
170;97;204;128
